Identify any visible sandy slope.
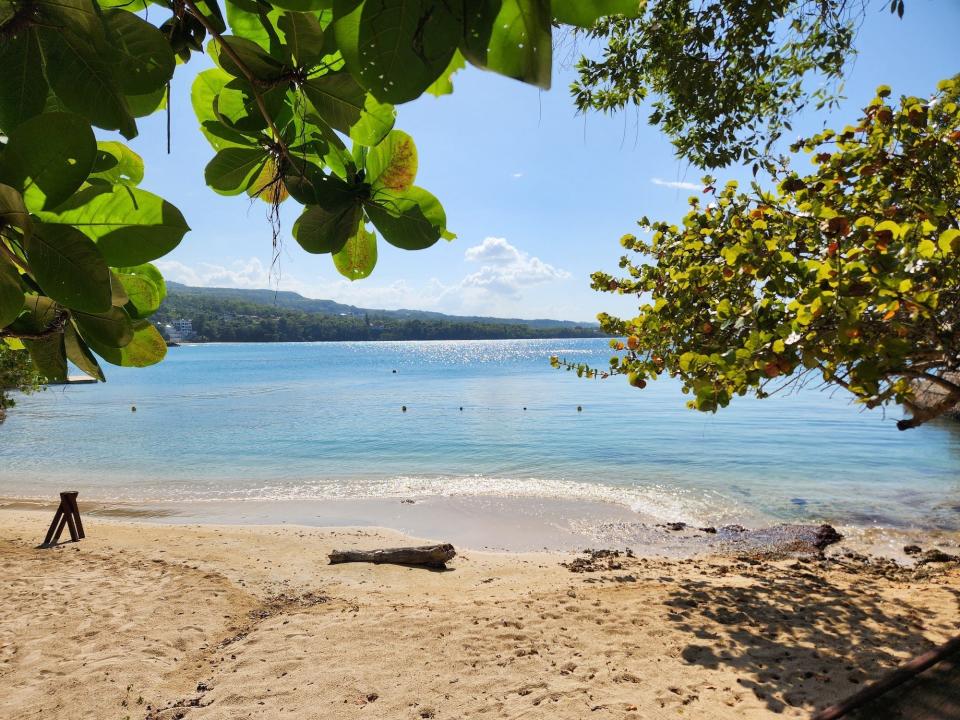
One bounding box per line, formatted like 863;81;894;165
1;510;958;720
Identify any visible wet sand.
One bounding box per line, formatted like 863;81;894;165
1;508;959;719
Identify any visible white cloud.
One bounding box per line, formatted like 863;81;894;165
461;237;569;298
651;177;701;191
155;258;275;288
511;172;524;179
156;238;572;318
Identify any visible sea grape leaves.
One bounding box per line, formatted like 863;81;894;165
333;222;377;279
24;223;113;314
35;185;191;267
0;112;97;210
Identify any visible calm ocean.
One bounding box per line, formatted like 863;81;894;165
1;339;958;531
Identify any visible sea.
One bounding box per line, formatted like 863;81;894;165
1;339;958;534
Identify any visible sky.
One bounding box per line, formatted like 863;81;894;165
123;1;959;322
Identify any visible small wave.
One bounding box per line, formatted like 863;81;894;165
133;474;751;527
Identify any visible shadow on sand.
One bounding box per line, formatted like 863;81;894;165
664;562;954;714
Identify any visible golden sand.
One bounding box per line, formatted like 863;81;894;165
1;510;958;719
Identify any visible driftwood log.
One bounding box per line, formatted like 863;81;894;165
328;544;456;568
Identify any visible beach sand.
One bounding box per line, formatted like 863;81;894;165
1;508;959;719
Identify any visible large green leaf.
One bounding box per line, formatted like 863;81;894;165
25;223;112;313
333;222;377;279
302;72;367;135
104;10;176;95
225;0;286;55
114;263;166;319
73;305;134;349
338;0;460;104
0;184;33;237
271;0;333;10
425;50;465;97
293;185;363;254
204;148;268;195
366;130;417;191
86;318;166;367
213;36;286;82
89;141;144;186
24;334;67;383
462;0;552;89
277;11;327;64
0;112;97;209
35;185;190;266
191;69;257;150
64;322;104;381
365;186;449;250
551;0;642;26
0;31;48;130
0;262;24;329
351;94;395;146
35;23;137;138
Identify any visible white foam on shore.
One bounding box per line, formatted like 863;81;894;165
142;474;753;527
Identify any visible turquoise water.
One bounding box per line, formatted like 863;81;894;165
1;339;958;530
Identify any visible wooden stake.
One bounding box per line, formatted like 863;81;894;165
42;492;84;547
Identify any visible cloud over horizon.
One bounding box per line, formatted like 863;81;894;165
155;238;574;318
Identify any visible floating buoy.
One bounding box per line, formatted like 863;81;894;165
392;369;397;374
459;406;463;411
401;405;407;412
577;405;582;412
523;407;527;411
131;406;137;412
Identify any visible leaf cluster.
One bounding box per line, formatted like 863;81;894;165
0;0;641;390
574;78;960;429
571;0;867;168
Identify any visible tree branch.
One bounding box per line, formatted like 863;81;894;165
181;0;295;169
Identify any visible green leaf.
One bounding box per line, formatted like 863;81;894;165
24;334;67;383
939;229;960;254
917;239;936;259
366;130;417;191
333;222;377;279
0;112;97;209
277;11;327;64
35;19;137;138
104;10;176;95
425;50;465;97
303;72;367;135
0;183;33;237
350;94;396;147
73;306;134;349
127;83;168;119
0;262;24;329
64;322;104;380
551;0;641;27
224;0;285;55
35;185;190;266
204;148;268;195
25;223;112;313
338;0;460;104
89;142;145;186
293;177;363;253
214;36;285;82
86;318;166;367
462;0;552;89
365;186;448;250
191;69;257;150
271;0;333;10
114;263;166;319
0;31;48;130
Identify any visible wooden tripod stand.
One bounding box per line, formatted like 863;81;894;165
42;491;85;547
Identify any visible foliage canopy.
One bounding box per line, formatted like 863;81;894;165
0;0;641;387
563;78;960;430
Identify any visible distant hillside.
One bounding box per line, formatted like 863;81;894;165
165;282;597;330
157;283;605;343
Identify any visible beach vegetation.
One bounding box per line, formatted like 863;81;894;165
572;78;960;430
0;0;639;385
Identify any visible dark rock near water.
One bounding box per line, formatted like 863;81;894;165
664;522;687;532
903;544;923;556
917;549;959;565
698;526;717;534
813;524;843;550
715;523;843;558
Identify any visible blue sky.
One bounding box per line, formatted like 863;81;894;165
126;1;959;321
